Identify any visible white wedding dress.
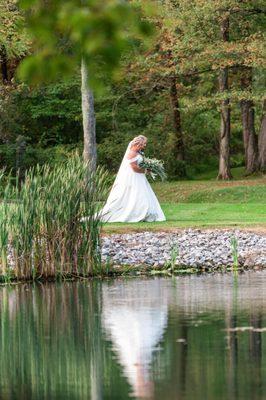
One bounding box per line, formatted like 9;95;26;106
99;142;166;223
102;279;169;398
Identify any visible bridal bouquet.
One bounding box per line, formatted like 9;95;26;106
137;153;167;181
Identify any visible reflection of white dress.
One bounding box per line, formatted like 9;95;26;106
99;148;166;223
102;279;168;398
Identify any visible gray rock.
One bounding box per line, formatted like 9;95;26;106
101;229;266;269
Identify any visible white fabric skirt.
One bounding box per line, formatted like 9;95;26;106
99;163;166;223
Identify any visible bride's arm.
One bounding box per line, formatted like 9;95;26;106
127;151;146;173
130;161;146;174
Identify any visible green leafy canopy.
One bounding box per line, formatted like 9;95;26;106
17;0;153;87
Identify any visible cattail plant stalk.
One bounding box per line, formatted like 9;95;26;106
0;156;109;281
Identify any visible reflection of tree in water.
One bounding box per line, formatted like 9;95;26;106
0;282;110;400
154;274;266;400
224;275;265;400
1;273;266;400
249;312;263;396
102;279;169;399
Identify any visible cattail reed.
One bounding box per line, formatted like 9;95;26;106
0;156;109;281
230;235;239;272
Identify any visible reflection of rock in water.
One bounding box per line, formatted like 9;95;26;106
102;278;169;399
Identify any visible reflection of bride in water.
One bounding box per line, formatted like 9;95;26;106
102;279;168;399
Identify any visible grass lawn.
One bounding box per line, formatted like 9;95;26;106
102;170;266;234
102;203;266;234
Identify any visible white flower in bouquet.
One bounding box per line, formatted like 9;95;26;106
137;152;167;181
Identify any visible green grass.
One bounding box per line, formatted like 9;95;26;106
102;203;266;233
193;166;263;180
1;167;265;236
102;171;266;233
151;174;266;203
186;185;266;203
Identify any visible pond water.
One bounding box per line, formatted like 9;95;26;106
0;271;266;400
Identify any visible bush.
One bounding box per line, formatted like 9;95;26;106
0;143;82;173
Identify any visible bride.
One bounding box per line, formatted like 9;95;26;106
99;135;166;223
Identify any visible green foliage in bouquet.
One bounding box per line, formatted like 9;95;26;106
138;154;167;181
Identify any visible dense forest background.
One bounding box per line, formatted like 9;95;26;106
0;0;265;179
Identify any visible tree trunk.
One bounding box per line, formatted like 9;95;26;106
241;101;258;174
81;58;97;171
170;78;185;162
217;16;232;180
240;68;258;174
0;45;8;84
258;99;266;172
217;67;232;179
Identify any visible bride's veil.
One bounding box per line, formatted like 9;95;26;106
112;140;132;186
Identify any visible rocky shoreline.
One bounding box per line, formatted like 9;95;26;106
101;229;266;270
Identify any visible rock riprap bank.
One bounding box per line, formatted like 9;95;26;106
101;230;266;269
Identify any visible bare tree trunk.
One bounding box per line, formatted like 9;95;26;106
217;68;232;179
81;58;97;171
240;68;258;174
170;78;185;162
217;17;232;180
258;99;266;172
241;101;258;173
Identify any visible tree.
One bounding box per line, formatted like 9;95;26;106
170;77;185;163
0;0;29;84
81;59;96;170
258;99;266;171
171;0;265;179
18;0;152;169
240;68;258;174
217;15;232;180
124;1;190;177
124;0;265;179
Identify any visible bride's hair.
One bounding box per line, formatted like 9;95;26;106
130;135;147;147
